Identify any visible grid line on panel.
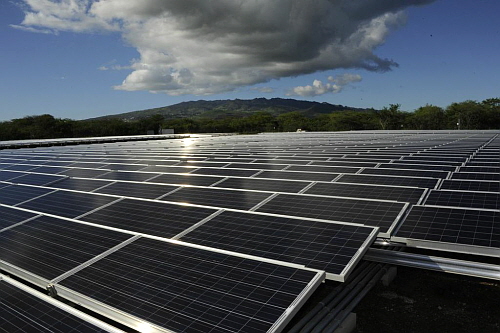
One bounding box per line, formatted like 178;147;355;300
0;216;132;280
0;206;38;231
0;280;110;333
78;198;217;238
424;190;500;210
18;190;118;218
440;179;500;193
160;187;273;210
256;194;406;234
57;238;321;333
180;210;375;276
336;174;440;189
304;182;425;204
0;184;56;207
394;205;500;249
256;170;339;182
94;181;180;200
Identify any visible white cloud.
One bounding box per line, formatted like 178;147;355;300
288;74;363;97
10;24;56;34
14;0;435;95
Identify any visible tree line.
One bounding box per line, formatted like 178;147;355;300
1;98;498;141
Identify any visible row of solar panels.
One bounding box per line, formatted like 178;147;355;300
1;131;498;333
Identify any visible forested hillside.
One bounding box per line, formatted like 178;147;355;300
1;98;498;141
93;98;367;120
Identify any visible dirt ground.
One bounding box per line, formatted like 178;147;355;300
285;266;500;333
354;266;500;333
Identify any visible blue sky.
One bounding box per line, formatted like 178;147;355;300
1;0;499;121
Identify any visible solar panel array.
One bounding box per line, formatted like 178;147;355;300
1;130;499;332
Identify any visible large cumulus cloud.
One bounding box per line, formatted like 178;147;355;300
14;0;435;95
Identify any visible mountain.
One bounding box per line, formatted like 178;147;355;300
94;98;369;120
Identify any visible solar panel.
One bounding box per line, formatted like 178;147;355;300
0;205;37;230
59;168;110;178
440;179;500;193
0;276;120;333
49;178;112;192
96;171;159;182
66;162;109;168
361;168;449;179
225;163;289;170
256;194;407;236
393;205;499;256
336;174;439;188
175;161;231;168
377;163;457;172
1;164;38;171
304;182;426;204
253;159;312;165
78;198;216;238
287;165;362;174
256;170;339;182
28;166;69;174
139;166;198;173
0;216;132;281
9;173;66;186
392;159;463;166
147;173;223;186
401;156;466;163
460;166;500;173
55;237;323;333
18;190;118;218
0;170;26;181
161;187;272;210
424;190;500;210
95;181;179;200
192;167;259;177
101;163;148;171
215;177;310;193
0;184;54;206
180;210;376;280
311;160;378;168
451;172;500;181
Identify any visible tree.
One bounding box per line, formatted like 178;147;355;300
445;100;485;129
407;105;445;130
276;112;308;131
375;104;406;130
